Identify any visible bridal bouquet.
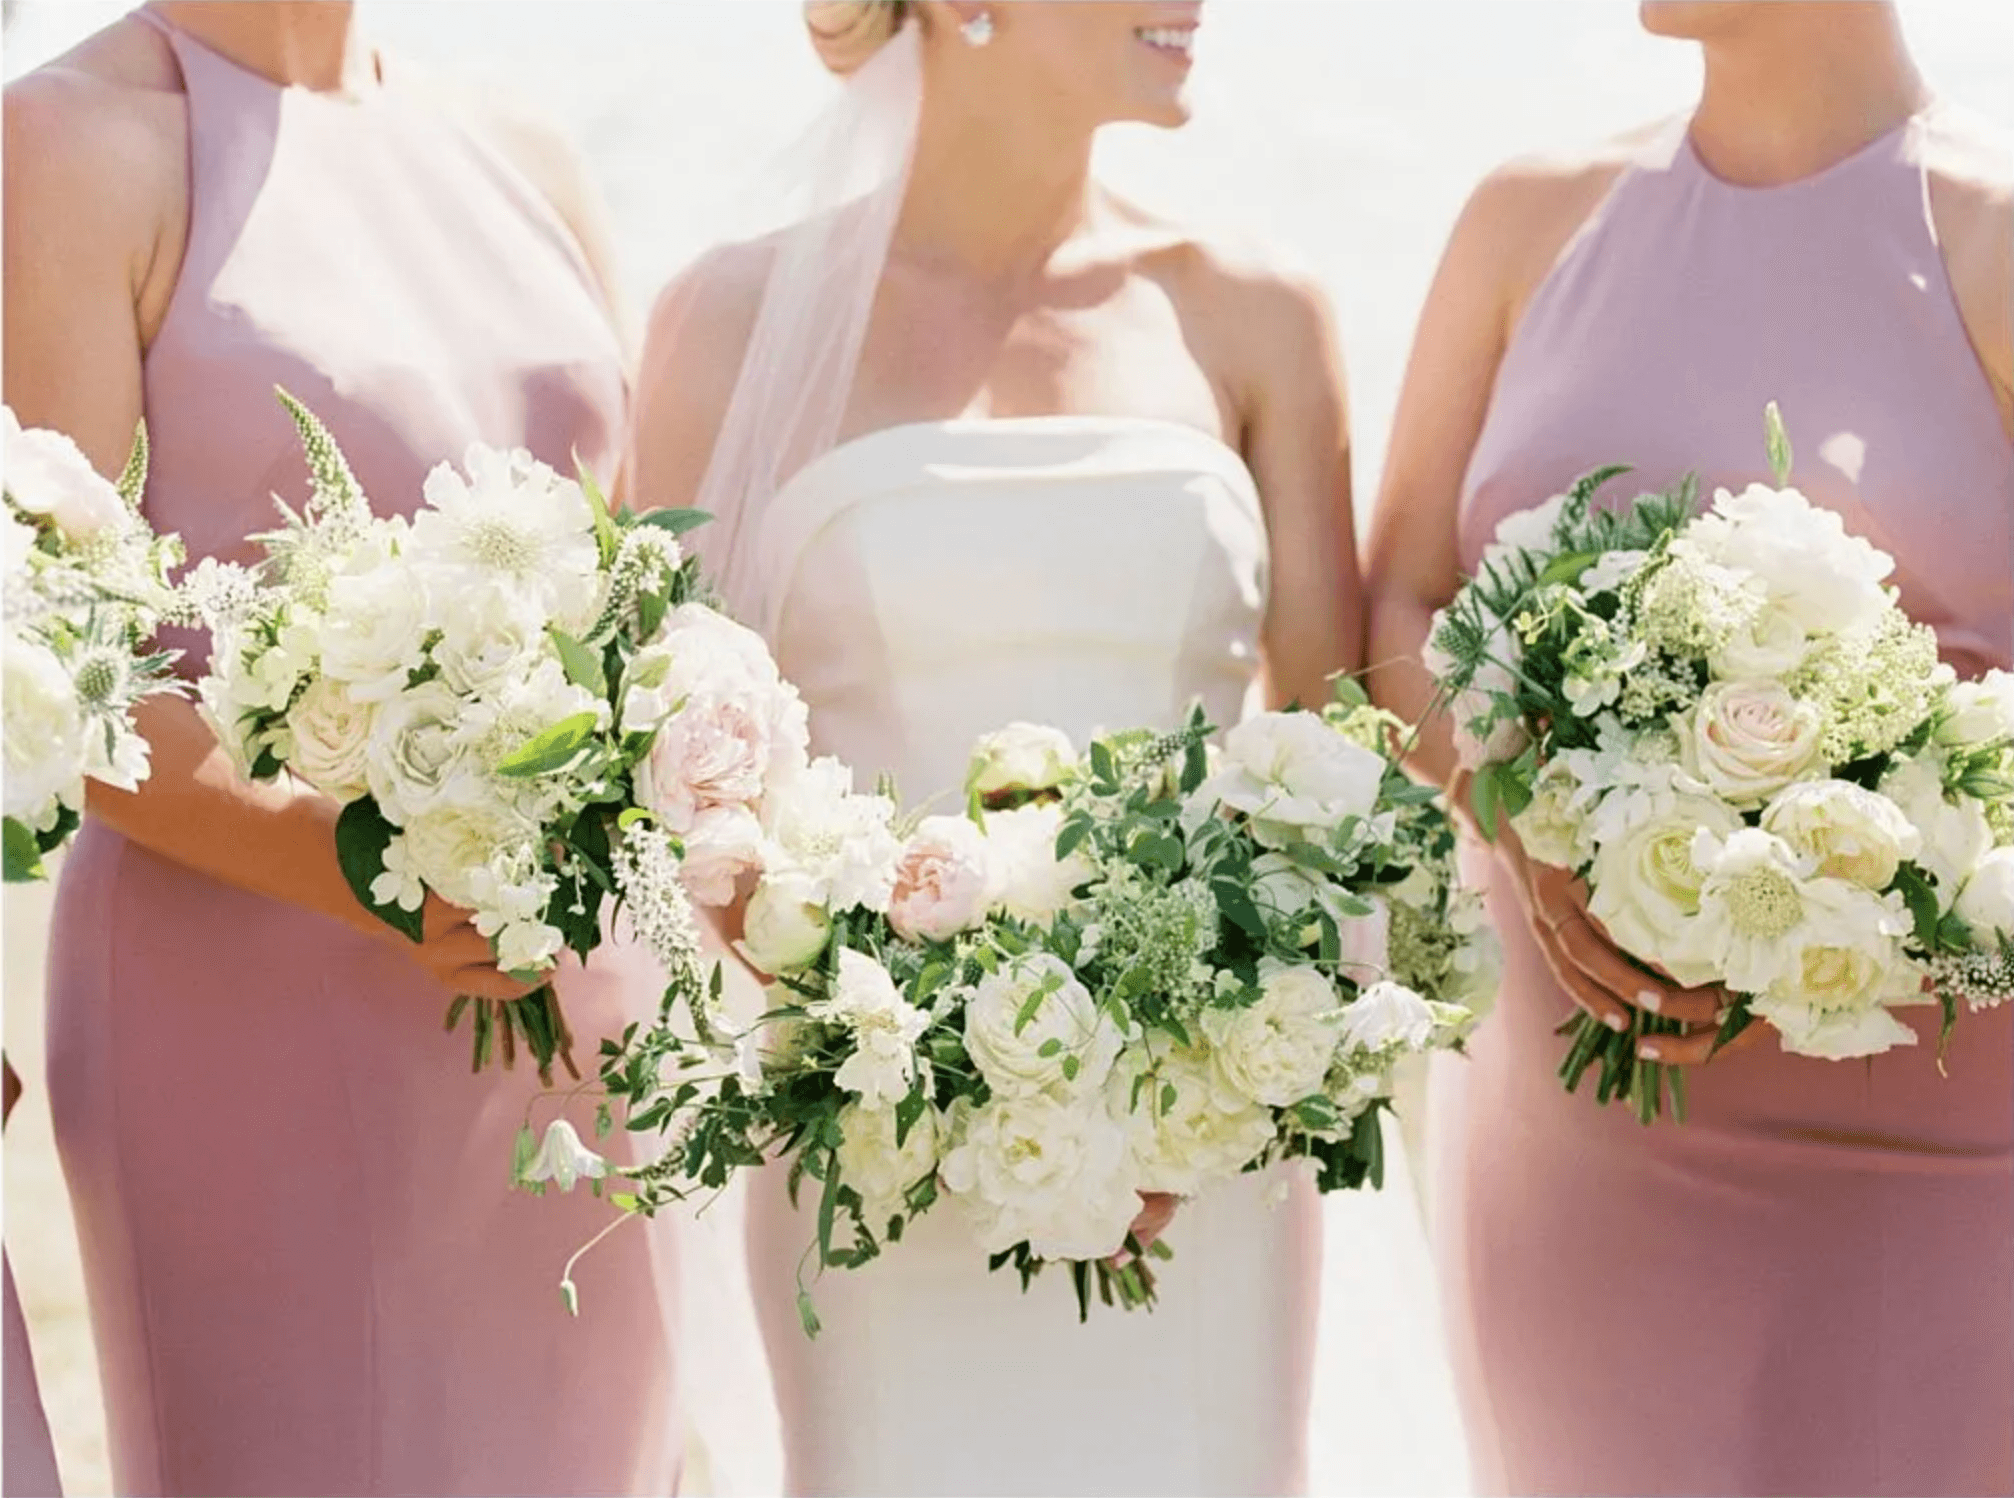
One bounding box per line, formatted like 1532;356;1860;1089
578;689;1492;1330
1427;405;2014;1121
194;392;802;1079
4;407;185;880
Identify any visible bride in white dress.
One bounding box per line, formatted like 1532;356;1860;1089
629;4;1463;1493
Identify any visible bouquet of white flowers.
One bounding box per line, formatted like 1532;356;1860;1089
564;687;1491;1329
1427;405;2014;1121
4;407;185;879
194;393;805;1080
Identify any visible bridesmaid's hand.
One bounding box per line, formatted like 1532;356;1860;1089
409;895;540;1003
1124;1192;1180;1256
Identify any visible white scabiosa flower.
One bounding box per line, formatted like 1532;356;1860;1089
407;445;603;633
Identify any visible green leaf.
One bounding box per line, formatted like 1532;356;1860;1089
1037;1037;1064;1058
1894;864;1943;947
2;818;46;883
634;507;714;538
1763;400;1793;487
1089;739;1117;789
576;454;620;567
494;711;600;779
1213;878;1266;941
333;797;425;942
1054;814;1093;861
549;627;607;697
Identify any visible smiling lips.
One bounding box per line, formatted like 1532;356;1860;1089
1136;25;1198;60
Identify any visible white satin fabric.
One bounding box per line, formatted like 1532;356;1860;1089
686;417;1469;1496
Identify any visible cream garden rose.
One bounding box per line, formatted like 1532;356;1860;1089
1586;795;1744;987
282;676;377;801
1681;680;1824;805
963;952;1123;1100
836;1099;941;1227
1760;779;1920;891
1201;960;1339;1107
1108;1044;1273;1195
939;1094;1142;1260
967;722;1077;797
887;815;992;943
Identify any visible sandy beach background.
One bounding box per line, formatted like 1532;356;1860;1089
5;3;2011;1493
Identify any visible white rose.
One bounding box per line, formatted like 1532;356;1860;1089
2;634;85;825
677;803;766;907
317;540;430;702
1956;846;2014;942
836;1100;940;1228
811;949;929;1110
888;814;992;943
967;722;1078;797
737;880;831;974
1938;671;2014;749
2;409;127;542
1687;484;1894;637
282;677;377;801
962;952;1122;1100
1681;680;1824;806
364;680;478;824
1586;794;1745;987
760;756;902;914
1880;754;1995;900
939;1095;1142;1260
1510;757;1595;870
1201;961;1340;1107
1709;597;1811;681
430;579;549;699
1108;1044;1274;1195
1338;980;1436;1053
982;801;1093;926
396;803;538;909
1760;780;1920;891
1199;711;1387;847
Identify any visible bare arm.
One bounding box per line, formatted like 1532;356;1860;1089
1924;111;2013;438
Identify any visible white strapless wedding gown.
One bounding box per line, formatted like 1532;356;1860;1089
699;417;1469;1497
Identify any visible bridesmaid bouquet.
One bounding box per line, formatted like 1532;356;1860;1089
1427;405;2014;1121
3;407;185;880
571;688;1491;1329
193;393;803;1080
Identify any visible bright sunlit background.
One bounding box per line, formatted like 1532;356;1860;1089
5;3;2010;1492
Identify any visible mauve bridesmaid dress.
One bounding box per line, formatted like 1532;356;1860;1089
4;1253;62;1495
1434;109;2014;1496
43;12;678;1495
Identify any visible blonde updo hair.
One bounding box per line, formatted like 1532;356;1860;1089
804;1;911;76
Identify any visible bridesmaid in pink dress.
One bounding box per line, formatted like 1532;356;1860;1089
1366;3;2012;1494
3;6;677;1494
4;1065;64;1498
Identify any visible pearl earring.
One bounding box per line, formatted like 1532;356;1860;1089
960;10;994;47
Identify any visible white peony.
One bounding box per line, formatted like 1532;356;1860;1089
317;543;430;702
1760;780;1920;891
1108;1044;1273;1195
967;722;1078;797
759;756;902;914
939;1094;1142;1260
282;676;377;801
1747;991;1921;1060
1680;680;1825;806
1685;484;1894;638
430;578;550;699
2;408;127;542
2;634;85;825
1198;710;1387;847
1938;671;2014;750
1338;980;1436;1052
407;445;603;632
810;949;929;1110
365;680;479;825
962;952;1123;1100
982;801;1094;926
1586;794;1745;986
394;801;539;910
1879;754;1995;900
888;814;992;943
1956;846;2014;942
1201;961;1340;1107
836;1099;940;1228
737;880;831;974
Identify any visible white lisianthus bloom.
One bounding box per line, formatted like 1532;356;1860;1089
962;952;1123;1100
1938;670;2014;749
1760;780;1920;891
1588;795;1746;986
490;916;565;975
408;445;603;632
430;578;549;699
317;537;430;702
1198;711;1387;848
1879;754;1995;900
736;879;831;974
759;756;902;914
396;800;540;910
1680;680;1825;806
1108;1044;1273;1194
519;1119;606;1192
2;634;85;826
365;680;479;825
1511;757;1596;870
836;1099;940;1228
675;803;766;907
1956;846;2014;942
2;408;128;542
810;949;929;1110
282;677;378;801
888;814;992;943
1338;980;1436;1052
369;831;427;912
982;801;1094;926
939;1095;1142;1260
967;722;1078;796
1685;484;1895;637
1201;960;1340;1108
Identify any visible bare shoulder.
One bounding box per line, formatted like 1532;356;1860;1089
1918;102;2012;410
5;21;185;227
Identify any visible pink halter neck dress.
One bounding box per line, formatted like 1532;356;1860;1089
43;12;679;1494
1435;108;2014;1496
